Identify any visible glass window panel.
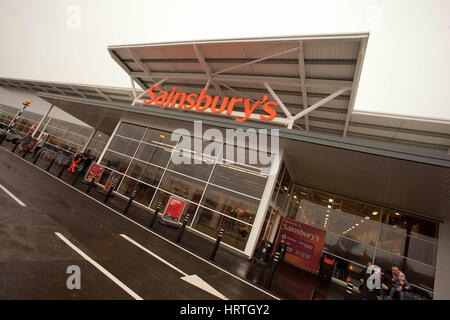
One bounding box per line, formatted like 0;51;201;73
158;170;205;203
377;226;407;256
135;142;173;168
407;237;437;266
192;207;251;251
201;184;259;224
382;209;438;242
167;138;219;181
116;122;146;140
150;189;171;210
323;233;374;266
100;150;131;173
108;135;139;157
374;250;435;292
142;128;177;146
126;159;164;187
117;177;156;207
210;145;268;198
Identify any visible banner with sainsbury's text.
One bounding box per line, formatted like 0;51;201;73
274;217;326;272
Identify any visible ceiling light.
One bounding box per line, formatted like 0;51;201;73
294;195;297;199
365;216;370;220
394;212;400;216
326;214;329;217
329;199;333;203
327;205;332;209
372;211;378;216
355;224;359;226
284;186;288;191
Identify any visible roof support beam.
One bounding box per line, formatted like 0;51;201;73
218;82;257;104
129;72;353;89
343;38;367;138
95;88;112;102
70;86;86;98
212;47;299;76
50;84;66;95
264;82;294;127
291;87;352;122
193;44;225;99
127;48;153;80
298;41;310;130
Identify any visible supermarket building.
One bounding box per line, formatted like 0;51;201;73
1;33;449;299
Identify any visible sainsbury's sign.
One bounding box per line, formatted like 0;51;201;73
142;86;279;122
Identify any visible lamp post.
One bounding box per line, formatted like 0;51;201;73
0;100;31;145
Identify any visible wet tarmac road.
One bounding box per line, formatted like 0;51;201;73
0;147;276;300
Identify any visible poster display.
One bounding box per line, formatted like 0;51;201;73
274;217;327;271
84;163;104;183
162;196;187;223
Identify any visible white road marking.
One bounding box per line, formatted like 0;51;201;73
54;232;143;300
120;234;228;300
181;275;228;300
6;150;280;300
0;184;26;206
120;233;188;276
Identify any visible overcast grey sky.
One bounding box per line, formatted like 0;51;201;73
0;0;449;119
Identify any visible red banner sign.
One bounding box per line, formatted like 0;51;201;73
84;163;104;183
274;217;327;271
162;196;186;223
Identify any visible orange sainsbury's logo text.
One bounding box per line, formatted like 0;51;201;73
142;86;278;122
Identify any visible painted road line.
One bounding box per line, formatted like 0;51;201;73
0;184;26;207
4;149;280;300
54;232;143;300
120;234;228;300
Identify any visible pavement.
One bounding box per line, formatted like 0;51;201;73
0;143;352;300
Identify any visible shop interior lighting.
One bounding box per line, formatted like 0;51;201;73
372;211;379;216
329;199;333;203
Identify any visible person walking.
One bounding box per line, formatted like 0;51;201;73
33;138;46;155
17;134;32;154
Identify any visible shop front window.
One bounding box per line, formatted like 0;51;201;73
116;122;146;141
200;184;259;224
192;207;251;251
158;170;205;204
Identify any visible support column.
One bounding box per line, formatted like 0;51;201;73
33;104;54;138
81;129;97;154
97;119;121;164
244;149;285;258
434;221;450;299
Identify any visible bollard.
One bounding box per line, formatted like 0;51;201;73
11;142;19;153
209;228;225;261
32;152;41;165
176;214;190;243
21;146;30;159
265;251;281;289
71;165;83;186
123;189;137;215
103;181;116;203
345;281;354;300
58;162;69;178
46;158;55;172
86;173;98;194
149;201;162;228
